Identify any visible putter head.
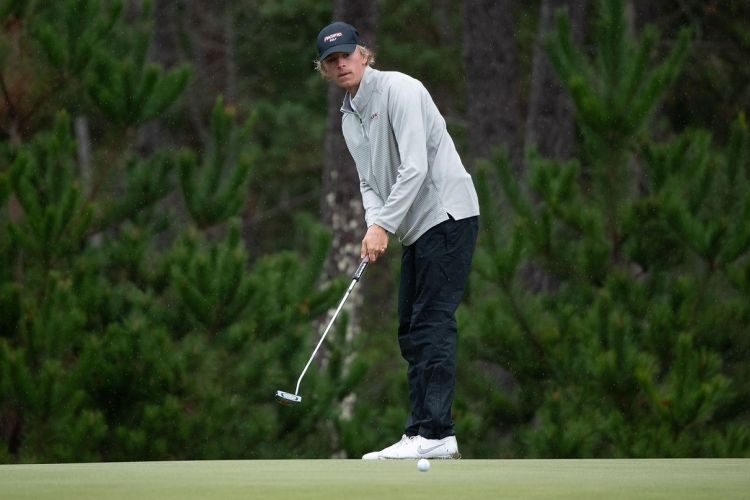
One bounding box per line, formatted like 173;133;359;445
275;390;302;405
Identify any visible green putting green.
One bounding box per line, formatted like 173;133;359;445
1;459;748;499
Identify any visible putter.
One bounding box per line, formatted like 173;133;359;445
275;256;369;405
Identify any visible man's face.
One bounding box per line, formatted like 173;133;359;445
322;49;366;93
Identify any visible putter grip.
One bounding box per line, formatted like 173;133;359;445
353;257;368;281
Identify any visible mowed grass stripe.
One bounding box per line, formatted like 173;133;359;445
1;459;748;500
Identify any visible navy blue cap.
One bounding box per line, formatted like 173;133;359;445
317;22;361;61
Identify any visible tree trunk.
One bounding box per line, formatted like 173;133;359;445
182;0;236;142
526;0;588;160
463;0;523;170
632;1;659;33
319;0;378;449
75;116;103;246
137;0;180;155
522;0;588;295
320;0;378;318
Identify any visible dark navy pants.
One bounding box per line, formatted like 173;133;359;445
398;215;479;440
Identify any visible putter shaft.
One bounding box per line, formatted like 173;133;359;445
293;257;368;395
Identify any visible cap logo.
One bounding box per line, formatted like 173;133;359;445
324;32;343;44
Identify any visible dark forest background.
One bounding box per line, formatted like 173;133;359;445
1;0;749;461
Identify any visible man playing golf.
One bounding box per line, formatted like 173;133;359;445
315;21;480;460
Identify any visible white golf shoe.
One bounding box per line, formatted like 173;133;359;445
361;434;461;460
415;435;461;459
362;435;419;460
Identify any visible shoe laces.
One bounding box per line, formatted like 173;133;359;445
393;435;416;449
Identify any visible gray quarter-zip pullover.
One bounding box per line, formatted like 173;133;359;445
341;66;479;245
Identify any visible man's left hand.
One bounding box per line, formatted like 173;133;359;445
361;224;389;262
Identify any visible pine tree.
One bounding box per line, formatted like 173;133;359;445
178;97;254;230
463;0;750;458
0;0;347;462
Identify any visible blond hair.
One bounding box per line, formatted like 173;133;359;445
314;45;375;78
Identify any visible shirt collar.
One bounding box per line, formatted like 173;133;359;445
340;66;375;115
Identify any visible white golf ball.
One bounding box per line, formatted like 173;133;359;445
417;458;430;472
